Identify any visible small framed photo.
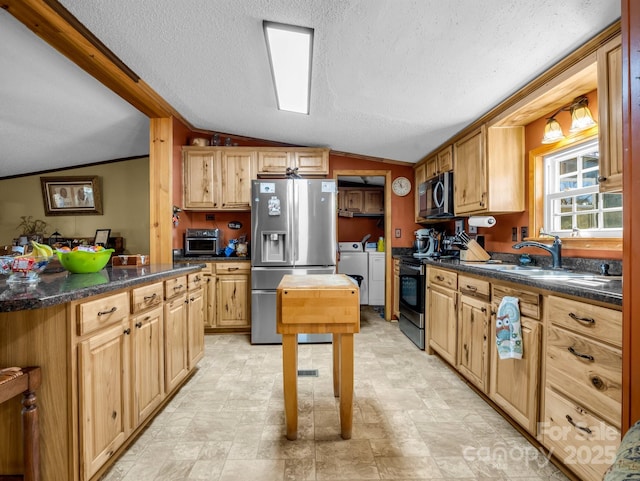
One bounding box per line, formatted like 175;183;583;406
94;229;111;247
40;176;103;215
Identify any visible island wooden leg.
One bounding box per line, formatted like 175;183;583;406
332;333;341;397
282;333;298;440
339;333;354;440
22;389;40;481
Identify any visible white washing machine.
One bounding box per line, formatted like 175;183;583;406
368;252;385;306
337;242;369;304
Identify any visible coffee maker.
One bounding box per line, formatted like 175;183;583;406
413;228;438;257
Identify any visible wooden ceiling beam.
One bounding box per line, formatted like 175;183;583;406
1;0;190;124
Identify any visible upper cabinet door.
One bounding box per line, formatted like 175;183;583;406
597;35;622;193
219;150;256;210
183;148;218;210
454;127;487;215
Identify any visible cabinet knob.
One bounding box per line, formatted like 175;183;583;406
123;328;131;335
135;321;143;328
598;175;607;182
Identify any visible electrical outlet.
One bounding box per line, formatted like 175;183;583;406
206;214;215;221
455;219;464;234
521;226;528;240
395;228;401;238
468;224;478;234
512;227;517;241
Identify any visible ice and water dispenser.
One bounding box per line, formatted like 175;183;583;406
260;231;287;263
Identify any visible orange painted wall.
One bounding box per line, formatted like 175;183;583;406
481;90;620;260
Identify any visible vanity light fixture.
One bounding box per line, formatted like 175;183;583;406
263;21;314;114
541;95;596;144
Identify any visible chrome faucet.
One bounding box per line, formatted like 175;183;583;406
512;234;562;269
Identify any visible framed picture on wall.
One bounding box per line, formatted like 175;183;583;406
40;176;103;215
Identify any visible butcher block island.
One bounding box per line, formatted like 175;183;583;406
0;263;204;481
277;274;360;441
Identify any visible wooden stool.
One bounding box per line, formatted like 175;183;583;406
0;367;41;481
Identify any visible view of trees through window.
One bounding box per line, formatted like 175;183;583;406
544;139;622;237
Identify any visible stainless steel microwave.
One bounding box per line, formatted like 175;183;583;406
184;228;221;256
418;171;454;218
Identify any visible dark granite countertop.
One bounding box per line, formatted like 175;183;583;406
395;255;622;306
173;255;250;263
0;263;204;313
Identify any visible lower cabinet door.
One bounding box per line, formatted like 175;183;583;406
132;305;165;426
78;320;131;480
187;287;205;367
457;295;490;392
489;317;541;435
164;294;189;392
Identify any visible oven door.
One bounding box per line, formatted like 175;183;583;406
398;261;425;328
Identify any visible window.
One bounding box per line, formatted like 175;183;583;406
544;139;622;238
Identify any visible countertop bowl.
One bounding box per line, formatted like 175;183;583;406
56;249;114;274
0;255;52;284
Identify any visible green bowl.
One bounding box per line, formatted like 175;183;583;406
56;249;114;274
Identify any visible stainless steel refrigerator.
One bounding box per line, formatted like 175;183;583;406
251;178;337;344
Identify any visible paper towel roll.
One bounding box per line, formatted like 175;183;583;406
468;216;496;228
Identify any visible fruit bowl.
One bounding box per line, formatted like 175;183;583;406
56;249;114;274
0;255;52;284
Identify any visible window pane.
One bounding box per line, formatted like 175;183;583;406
560;175;577;191
576;194;595;211
603;193;623;209
560;215;573;230
583;153;599;169
576;213;598;229
559;197;573;213
559;158;577;175
603;211;623;228
582;170;598;187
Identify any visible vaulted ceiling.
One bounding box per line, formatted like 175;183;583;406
0;1;620;178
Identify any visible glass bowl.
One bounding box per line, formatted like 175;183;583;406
0;255;52;284
56;249;114;274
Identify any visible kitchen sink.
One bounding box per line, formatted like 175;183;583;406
468;263;621;282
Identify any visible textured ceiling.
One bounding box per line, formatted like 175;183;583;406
0;1;621;178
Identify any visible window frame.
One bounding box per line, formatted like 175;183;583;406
543;139;623;238
528;125;622;251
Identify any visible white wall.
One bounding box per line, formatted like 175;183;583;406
0;158;150;254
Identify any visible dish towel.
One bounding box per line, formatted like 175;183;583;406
496;296;523;360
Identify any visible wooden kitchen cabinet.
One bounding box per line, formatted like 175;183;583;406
457;275;491;392
131;304;164;427
76;291;132;481
597;34;622;192
542;294;622;481
215;262;251;329
182;147;255;211
424;145;453;180
342;189;364;212
414;162;427;222
339;188;384;214
488;283;542;435
453;124;524;215
182;148;218;209
426;267;457;365
363;189;384;214
201;264;216;329
186;276;205;368
164;289;189;393
256;147;329;176
218;149;255;210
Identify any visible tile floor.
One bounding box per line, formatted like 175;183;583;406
100;307;569;481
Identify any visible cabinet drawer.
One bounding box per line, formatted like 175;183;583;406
215;262;250;274
546;295;621;347
78;292;129;336
458;275;490;301
546;325;622;427
199;263;214;275
428;267;457;290
492;284;540;320
542;388;620;481
165;276;187;299
188;272;205;290
131;282;163;314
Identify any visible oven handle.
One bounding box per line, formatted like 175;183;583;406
400;263;425;274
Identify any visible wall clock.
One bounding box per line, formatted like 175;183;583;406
392;176;411;196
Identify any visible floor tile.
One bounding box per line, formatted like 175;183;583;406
100;307;569;481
